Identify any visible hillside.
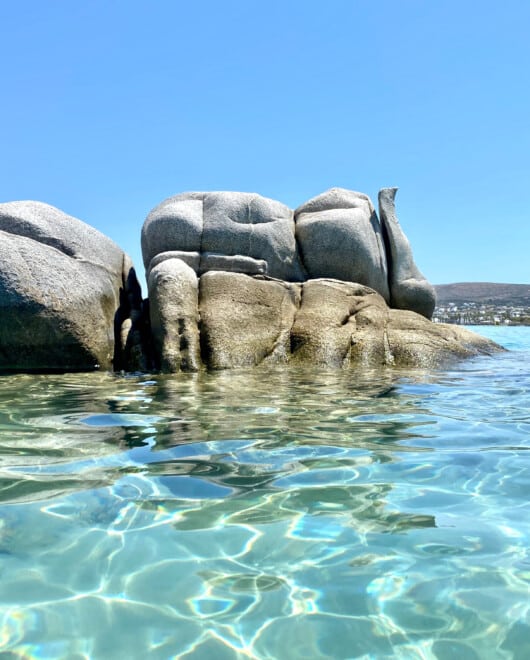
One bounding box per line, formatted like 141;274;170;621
435;282;530;306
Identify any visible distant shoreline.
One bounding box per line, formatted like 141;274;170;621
433;282;530;325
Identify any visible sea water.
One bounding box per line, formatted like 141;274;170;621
0;326;529;659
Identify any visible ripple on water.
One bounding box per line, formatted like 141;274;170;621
0;333;530;658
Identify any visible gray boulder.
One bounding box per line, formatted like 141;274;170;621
146;250;267;279
379;188;436;318
290;278;497;368
142;191;306;281
0;201;145;372
295;188;390;301
141;188;433;320
290;280;387;367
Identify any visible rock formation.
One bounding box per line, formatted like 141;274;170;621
142;188;501;372
0;201;146;372
142;191;305;282
0;188;502;373
295;188;389;300
378;187;436;318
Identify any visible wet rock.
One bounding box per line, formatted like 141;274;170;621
291;279;499;369
290;279;377;367
147;270;500;372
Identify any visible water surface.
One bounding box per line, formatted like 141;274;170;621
0;326;529;659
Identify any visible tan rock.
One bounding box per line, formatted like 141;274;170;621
148;258;201;372
199;272;301;369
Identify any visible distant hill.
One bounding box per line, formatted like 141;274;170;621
435;282;530;306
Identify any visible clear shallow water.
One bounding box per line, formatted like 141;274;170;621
0;327;529;659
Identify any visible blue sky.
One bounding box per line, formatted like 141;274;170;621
1;0;529;287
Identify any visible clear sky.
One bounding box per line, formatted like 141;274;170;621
1;0;529;288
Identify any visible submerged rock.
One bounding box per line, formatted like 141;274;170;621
0;201;146;372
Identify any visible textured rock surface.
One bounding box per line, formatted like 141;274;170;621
294;189;390;301
0;201;145;372
385;308;497;366
147;270;501;372
141;187;433;313
379;187;436;318
148;258;201;372
141;188;502;372
0;188;502;374
146;250;267;279
290;280;388;367
199;272;301;369
288;277;498;369
142;191;305;281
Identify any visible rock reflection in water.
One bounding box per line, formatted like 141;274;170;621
0;329;529;658
0;366;436;509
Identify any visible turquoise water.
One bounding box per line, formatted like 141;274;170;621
0;326;529;659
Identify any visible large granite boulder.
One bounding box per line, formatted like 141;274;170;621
199;272;300;369
142;187;501;372
148;257;201;373
289;279;497;368
142;191;306;282
0;201;145;372
294;188;390;301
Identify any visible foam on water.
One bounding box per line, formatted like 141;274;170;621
0;327;529;659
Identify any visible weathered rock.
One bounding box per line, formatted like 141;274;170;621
146;271;500;372
146;250;267;279
148;258;201;372
199;253;267;277
290;279;499;369
290;279;378;367
142;191;306;281
0;201;145;372
379;188;436;318
114;253;150;372
295;188;390;301
0;187;497;375
141;194;204;266
142;187;501;372
386;309;498;367
199;272;301;369
141;188;434;319
147;250;201;276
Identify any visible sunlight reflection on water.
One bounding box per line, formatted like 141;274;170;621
0;327;529;658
